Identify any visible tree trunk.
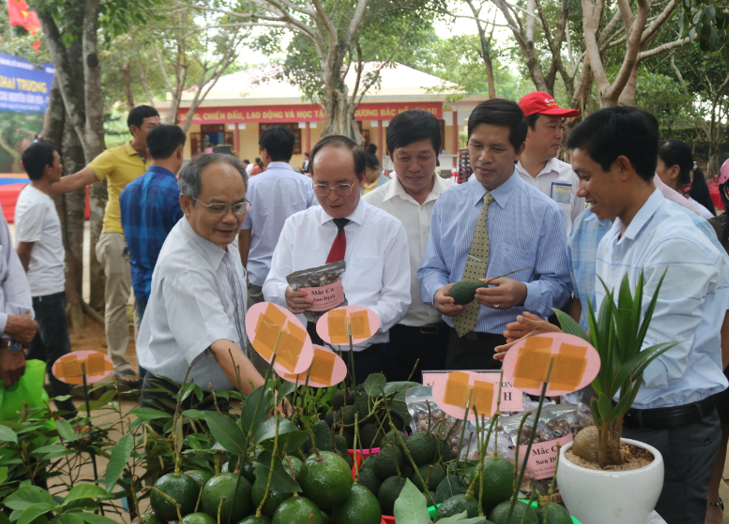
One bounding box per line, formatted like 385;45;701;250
598;423;624;468
320;83;352;138
42;76;86;330
122;60;134;110
617;66;640;106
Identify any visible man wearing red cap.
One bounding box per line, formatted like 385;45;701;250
517;92;584;234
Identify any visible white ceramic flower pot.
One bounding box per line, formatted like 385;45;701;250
556;438;664;524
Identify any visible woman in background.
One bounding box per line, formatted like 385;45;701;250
657;139;715;219
362;144;390;195
249;157;265;176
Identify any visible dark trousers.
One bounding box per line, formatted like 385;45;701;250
27;292;77;418
307;322;385;384
384;323;449;382
623;408;721;524
134;298;148;380
140;371;227;416
445;328;505;370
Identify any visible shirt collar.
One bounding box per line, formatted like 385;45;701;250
266;161;294;171
616;189;665;241
319;197;367;226
146;165;176;178
124;140;142;158
516;158;559;178
179;216;230;268
383;173;449;205
469;168;520;208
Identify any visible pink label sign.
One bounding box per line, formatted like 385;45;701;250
518;434;573;480
298;279;345;312
422;371;523;412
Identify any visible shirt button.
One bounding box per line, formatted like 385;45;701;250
612;256;617;260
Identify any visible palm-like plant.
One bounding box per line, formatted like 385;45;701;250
555;269;676;468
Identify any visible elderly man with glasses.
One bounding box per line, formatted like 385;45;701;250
136;153;265;411
263;136;411;383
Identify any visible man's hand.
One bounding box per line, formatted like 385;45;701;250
434;283;468;317
493;312;563;361
475;277;527;310
285;286;313;314
4;314;38;345
0;347;26;387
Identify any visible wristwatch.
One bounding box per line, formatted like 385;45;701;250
8;340;23;353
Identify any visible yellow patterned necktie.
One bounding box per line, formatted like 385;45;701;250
453;192;494;337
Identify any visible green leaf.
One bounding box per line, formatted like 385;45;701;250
283;430;309;452
49;514;84;524
0;425;18;444
76;513;118;524
55;419;74;441
182;410;208;420
87;390;117;411
128;407;172;421
179;382;196;403
3;486;54;510
253;450;301;493
364;373;387;397
17;503;52;524
435;512;485;524
254;416;300;445
393;478;431;524
174;416;184;457
204;412;247;456
553;309;590;342
0;511;11;524
0;467;7;485
383;382;418;395
64;485;111;504
239;385;272;436
597;393;612;423
104;434;133;492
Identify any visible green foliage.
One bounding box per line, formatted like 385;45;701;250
678;0;728;52
555;269;676;466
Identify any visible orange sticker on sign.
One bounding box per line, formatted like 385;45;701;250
432;370;499;420
316;306;380;346
245;302;315;376
502;333;601;396
279;345;347;388
471;380;495;416
52;350;114;385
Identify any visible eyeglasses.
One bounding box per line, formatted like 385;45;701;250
192;197;251;216
313;182;357;197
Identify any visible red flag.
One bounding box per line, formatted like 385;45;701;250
7;0;41;35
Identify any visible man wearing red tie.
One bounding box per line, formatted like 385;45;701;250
263;136;411;382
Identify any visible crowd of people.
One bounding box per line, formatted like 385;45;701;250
1;93;729;523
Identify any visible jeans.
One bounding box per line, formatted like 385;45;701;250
27;292;77;418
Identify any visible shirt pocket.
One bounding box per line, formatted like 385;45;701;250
346;256;384;291
490;242;535;280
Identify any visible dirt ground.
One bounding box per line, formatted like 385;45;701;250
68;312;140;374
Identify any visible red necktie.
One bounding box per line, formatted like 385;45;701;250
326;218;350;263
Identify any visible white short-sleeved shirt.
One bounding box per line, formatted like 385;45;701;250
241;162;316;286
137;217;248;391
364;174;455;327
263;199;411;350
14;185;65;297
516;158;585;235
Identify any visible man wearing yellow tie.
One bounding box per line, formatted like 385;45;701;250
418;99;572;369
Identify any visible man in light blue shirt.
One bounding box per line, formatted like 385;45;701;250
569;106;727;524
238;125;315;372
418;99;571;370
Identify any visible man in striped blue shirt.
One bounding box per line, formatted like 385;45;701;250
120;125;186;323
418;99;571;370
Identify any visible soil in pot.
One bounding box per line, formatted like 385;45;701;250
565;442;654;472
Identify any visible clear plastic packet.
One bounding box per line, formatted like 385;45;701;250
286;261;347;322
405;386;468;460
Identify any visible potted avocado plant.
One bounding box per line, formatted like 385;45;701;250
554;270;675;524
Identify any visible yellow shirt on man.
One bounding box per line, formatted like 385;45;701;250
87;141;147;234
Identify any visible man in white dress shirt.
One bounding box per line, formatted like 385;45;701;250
138;154;265;409
239;125;315;373
264;136;411;383
517;92;585;235
364;110;454;380
0;204;36;388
